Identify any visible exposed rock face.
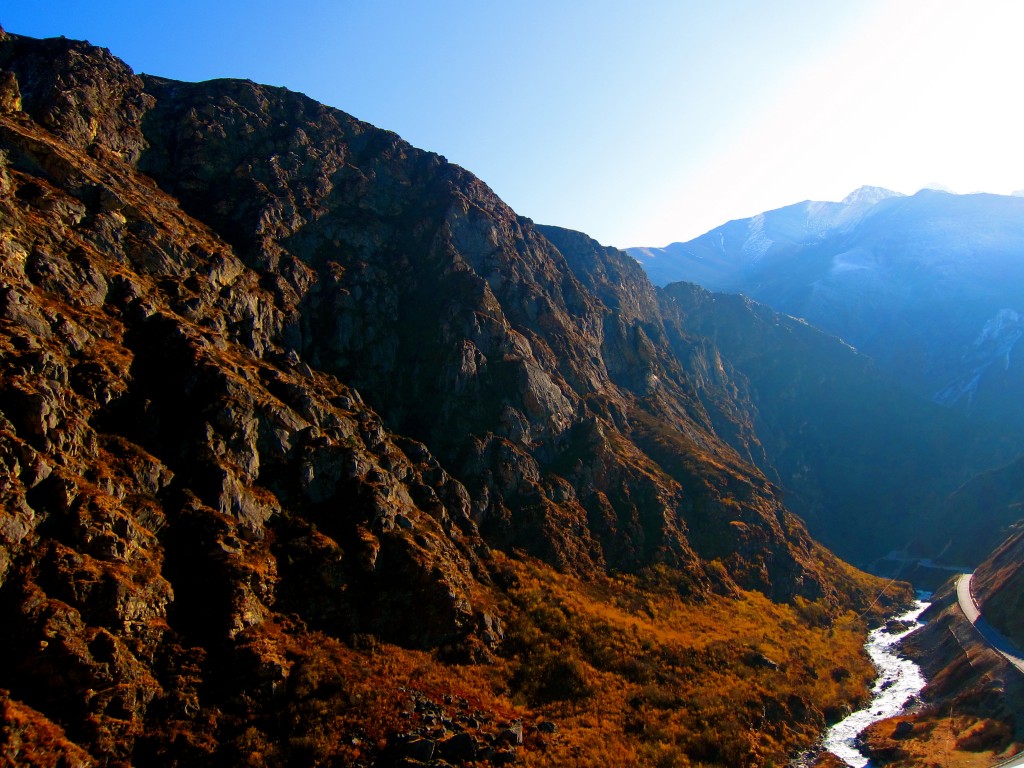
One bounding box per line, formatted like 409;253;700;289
536;225;829;597
0;30;901;766
125;68;845;600
1;32;152;162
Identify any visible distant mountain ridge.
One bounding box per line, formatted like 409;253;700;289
629;185;905;289
630;188;1024;442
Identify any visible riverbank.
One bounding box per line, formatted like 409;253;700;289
816;599;931;767
855;576;1024;766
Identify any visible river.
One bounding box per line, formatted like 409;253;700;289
814;597;932;767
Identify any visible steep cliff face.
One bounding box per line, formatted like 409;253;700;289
538;224;767;471
535;225;817;594
935;457;1024;568
0;29;910;767
122;65;851;600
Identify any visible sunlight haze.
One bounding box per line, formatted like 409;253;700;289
4;0;1020;247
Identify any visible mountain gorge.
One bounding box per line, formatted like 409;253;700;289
660;281;989;565
630;187;1024;450
631;186;1024;574
0;29;911;768
856;522;1024;767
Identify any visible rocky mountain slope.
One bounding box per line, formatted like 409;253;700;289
972;521;1024;646
660;281;992;565
630;188;1024;452
0;28;908;767
931;456;1024;568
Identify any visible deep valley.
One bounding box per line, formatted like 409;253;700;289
1;25;1024;768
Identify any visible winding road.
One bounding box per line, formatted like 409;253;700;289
993;747;1024;767
956;573;1024;768
955;573;1024;675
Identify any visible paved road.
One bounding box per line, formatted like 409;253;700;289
955;573;1024;675
956;573;1024;768
994;752;1024;768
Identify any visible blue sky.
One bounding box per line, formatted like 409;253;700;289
5;1;1022;247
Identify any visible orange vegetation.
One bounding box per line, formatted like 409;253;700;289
215;552;907;768
499;555;888;767
858;712;1022;768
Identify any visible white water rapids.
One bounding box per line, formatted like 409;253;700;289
817;597;931;767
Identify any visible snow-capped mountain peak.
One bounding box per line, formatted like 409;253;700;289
841;185;903;207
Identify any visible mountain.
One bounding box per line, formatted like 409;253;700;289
0;29;909;767
659;282;996;566
972;520;1024;645
629;186;905;290
629;188;1024;447
929;456;1024;568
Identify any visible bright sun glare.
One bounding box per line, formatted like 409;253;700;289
653;0;1024;244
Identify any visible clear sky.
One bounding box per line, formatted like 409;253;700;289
4;1;1022;248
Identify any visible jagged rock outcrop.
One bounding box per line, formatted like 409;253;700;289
1;31;152;162
0;29;908;767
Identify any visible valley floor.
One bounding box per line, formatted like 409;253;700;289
839;575;1024;768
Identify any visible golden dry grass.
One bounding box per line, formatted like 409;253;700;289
221;552;908;768
856;711;1023;768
